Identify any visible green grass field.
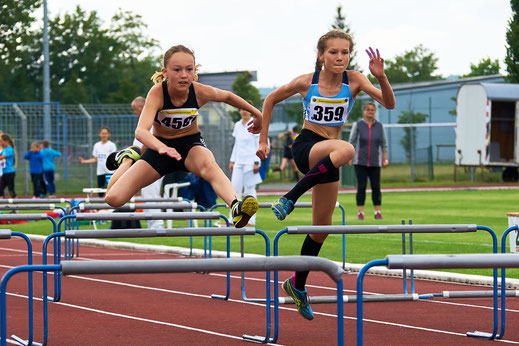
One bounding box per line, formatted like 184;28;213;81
4;188;519;279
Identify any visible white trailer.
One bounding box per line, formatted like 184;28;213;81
455;82;519;181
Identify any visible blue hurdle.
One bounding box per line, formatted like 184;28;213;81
48;211;228;302
356;253;519;345
271;224;498;343
0;230;34;346
209;201;346;303
0;256;344;345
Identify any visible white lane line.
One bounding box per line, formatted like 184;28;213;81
5;292;283;345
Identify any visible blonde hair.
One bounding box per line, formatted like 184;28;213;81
151;45;200;84
315;29;354;71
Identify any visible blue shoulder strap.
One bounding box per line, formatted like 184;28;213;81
342;71;349;84
311;70;320;84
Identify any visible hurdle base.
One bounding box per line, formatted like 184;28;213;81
11;334;43;345
466;331;494;339
242;334;272;343
210;294;228;300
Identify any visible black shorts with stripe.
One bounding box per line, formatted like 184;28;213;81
140;132;207;177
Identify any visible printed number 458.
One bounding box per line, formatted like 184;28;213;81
312;106;344;121
161;116;195;129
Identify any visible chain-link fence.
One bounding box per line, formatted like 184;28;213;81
0;102;233;195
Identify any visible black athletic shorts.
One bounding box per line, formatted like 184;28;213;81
140;132;207;177
291;129;340;183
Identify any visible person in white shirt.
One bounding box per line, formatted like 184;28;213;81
130;96;164;229
79;127;117;197
229;104;262;225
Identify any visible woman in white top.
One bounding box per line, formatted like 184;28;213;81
229;105;262;225
79;127;117;197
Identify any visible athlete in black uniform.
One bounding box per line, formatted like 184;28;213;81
105;45;262;228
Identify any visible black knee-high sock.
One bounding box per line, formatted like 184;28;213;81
284;155;335;203
294;235;324;290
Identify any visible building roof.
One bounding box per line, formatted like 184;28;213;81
390;74;504;91
479;83;519;101
197;71;257;91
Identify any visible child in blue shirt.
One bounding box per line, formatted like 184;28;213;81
0;133;16;198
40;140;61;196
24;142;45;197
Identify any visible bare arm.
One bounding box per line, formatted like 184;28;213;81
134;84;181;160
256;74;312;160
195;83;263;133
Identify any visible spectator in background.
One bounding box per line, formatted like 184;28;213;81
24;142;46;198
349;102;389;220
78;127;117;197
0;133;16;198
274;126;300;181
40;140;62;197
229;103;262;226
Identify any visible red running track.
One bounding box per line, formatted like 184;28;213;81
1;238;519;345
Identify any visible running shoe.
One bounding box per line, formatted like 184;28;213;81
231;195;259;228
357;212;364;220
282;277;314;320
271;197;294;221
106;146;141;171
374;211;384;220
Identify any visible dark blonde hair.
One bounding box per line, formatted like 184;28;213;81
315;29;354;71
151;45;200;84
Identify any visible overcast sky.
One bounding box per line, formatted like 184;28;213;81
45;0;512;88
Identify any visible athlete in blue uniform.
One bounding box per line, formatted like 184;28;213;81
257;29;395;320
105;45;263;228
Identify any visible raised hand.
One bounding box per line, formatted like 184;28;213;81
366;47;385;79
158;146;181;160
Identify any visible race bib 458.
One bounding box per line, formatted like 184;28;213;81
157;108;198;130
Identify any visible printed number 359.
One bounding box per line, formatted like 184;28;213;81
312;106;344;122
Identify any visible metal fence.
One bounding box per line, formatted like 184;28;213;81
0;102;233;195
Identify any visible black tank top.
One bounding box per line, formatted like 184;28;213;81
154;80;200;130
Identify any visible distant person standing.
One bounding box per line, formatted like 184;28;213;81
40;140;62;197
24;142;46;198
274;126;300;181
349;102;389;220
78;127;117;197
229;103;262;226
0;133;17;198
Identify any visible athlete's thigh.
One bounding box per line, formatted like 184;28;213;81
184;145;217;176
307;139;346;168
111;160;160;198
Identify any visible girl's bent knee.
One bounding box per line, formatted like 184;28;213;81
104;193;125;208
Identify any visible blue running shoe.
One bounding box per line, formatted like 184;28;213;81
282;277;314;320
271;197;294;221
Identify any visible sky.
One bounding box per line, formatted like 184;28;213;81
44;0;513;88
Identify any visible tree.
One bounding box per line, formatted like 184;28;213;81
0;0;42;101
375;45;442;84
463;57;501;78
331;5;360;71
230;71;261;122
398;110;429;161
505;0;519;83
